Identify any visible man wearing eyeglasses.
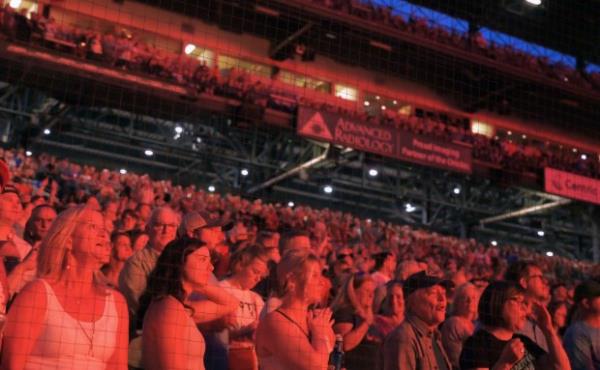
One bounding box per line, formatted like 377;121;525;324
119;206;180;316
505;260;552;352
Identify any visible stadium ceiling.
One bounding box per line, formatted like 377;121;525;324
404;0;600;66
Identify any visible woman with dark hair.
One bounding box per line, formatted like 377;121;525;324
460;281;571;370
331;271;379;370
372;280;405;340
546;300;568;336
101;232;133;287
138;237;214;370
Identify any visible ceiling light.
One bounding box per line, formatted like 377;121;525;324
537;230;545;237
491;240;498;246
175;126;183;134
545;251;554;257
184;44;196;55
368;168;378;177
208;185;216;193
144;149;154;157
581;154;587;160
25;150;32;157
287;201;295;207
323;185;333;194
240;168;249;176
43;128;51;135
453;187;461;195
119;168;127;174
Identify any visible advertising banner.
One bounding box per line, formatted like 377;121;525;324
297;107;472;173
545;168;600;205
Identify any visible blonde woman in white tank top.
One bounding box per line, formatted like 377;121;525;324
2;206;129;369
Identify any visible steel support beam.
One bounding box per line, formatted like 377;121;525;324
479;199;571;226
247;146;329;194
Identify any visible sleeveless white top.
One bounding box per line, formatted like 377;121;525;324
24;279;119;370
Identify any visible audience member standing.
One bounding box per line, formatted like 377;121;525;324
102;232;133;287
563;280;600;370
1;205;129;369
218;245;270;370
441;282;480;370
138;238;214;370
119;206;179;316
332;272;379;370
505;261;552;352
460;280;570;370
383;271;452;370
256;249;334;370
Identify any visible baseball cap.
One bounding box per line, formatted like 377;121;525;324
180;211;233;236
574;280;600;303
403;271;454;297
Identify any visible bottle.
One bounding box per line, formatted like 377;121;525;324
328;334;344;370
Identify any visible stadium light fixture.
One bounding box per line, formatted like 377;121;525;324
537;230;545;237
323;185;333;194
368;168;378;177
43;128;51;135
208;185;216;193
287;201;295;207
184;44;196;55
545;251;554;257
240;168;249;176
119;168;127;175
525;0;542;6
144;149;154;157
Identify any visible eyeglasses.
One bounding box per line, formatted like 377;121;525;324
337;253;354;260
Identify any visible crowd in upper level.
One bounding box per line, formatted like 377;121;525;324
1;4;599;180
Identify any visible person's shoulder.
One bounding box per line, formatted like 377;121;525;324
386;320;417;343
18;278;48;297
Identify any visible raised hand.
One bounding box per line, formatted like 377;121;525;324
496;338;525;367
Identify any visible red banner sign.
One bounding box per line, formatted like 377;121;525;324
297;107;472;173
544;168;600;205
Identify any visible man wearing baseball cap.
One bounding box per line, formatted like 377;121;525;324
563;279;600;370
383;271;453;370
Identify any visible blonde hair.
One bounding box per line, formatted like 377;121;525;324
37;205;103;284
276;248;319;298
331;272;374;312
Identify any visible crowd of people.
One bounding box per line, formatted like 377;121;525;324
309;0;600;92
0;143;599;369
1;4;599;180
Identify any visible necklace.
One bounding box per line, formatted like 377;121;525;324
76;318;96;356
